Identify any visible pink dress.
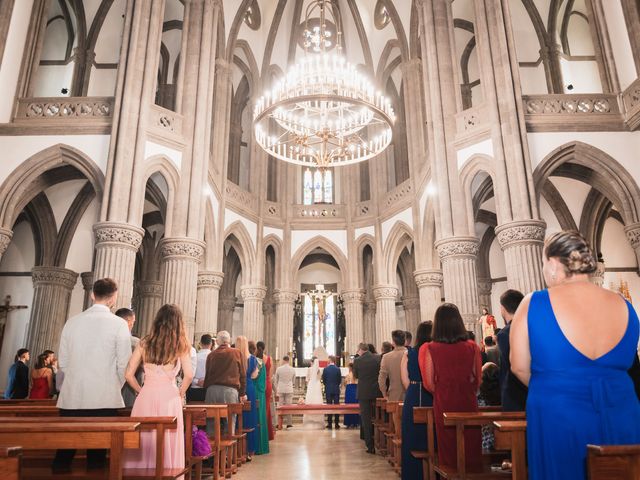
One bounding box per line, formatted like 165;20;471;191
124;361;184;474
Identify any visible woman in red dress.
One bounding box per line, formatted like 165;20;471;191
29;352;53;399
256;341;276;440
419;303;482;471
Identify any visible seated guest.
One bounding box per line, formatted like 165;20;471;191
115;307;141;408
483;336;500;367
420;303;482;471
379;330;407;401
29;352;53;399
4;348;29;399
186;334;214;402
510;231;640;480
478;362;501;450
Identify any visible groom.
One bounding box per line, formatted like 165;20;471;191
322;355;342;429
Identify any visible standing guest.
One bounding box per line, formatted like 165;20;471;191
510;231;640;480
404;331;413;351
379;330;407;401
381;341;394;355
353;342;382;454
322;355;342;429
496;289;527;412
53;278;131;473
29;352;53;399
116;307;141;408
483;336;500;367
368;344;377;354
274;355;296;428
252;341;269;454
4;349;29;399
237;336;258;459
256;341;275;440
123;304;192;473
343;363;360;428
420;303;482;471
401;321;433;480
203;331;246;435
186;334;214;402
42;350;58;396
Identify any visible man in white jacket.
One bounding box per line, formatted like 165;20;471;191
52;278;132;473
274;355;296;428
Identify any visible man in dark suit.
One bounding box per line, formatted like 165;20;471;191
4;348;29;399
353;342;382;454
322;355;342;429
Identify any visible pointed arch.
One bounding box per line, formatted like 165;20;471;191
135;154;180;235
263;234;283;288
290;236;348;286
383;221;414;283
224;220;256;276
355;234;376;288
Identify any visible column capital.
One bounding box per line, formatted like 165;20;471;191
94;222;144;250
400;57;421;74
80;271;94;290
625;222;640;248
436;237;479;260
0;227;12;256
241;285;267;301
263;301;276;315
414;268;443;288
32;266;78;290
136;280;163;296
159;237;205;262
219;295;237;310
401;295;420;310
273;289;298;304
197;271;224;289
495;220;546;249
373;285;399;300
341;289;366;304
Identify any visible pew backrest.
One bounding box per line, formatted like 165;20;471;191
588;444;640;480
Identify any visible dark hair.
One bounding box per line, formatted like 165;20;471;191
43;350;54;356
479;363;501;406
329;355;337;364
494;327;502;336
282;355;290;362
391;330;406;347
368;343;377;354
484;336;495;347
482;307;489;315
93;278;118;299
248;341;256;354
256;341;265;351
432;303;469;344
500;289;525;315
415;321;433;349
115;307;134;320
404;331;412;343
381;341;394;354
357;342;369;352
200;334;213;346
544;231;597;275
14;348;28;362
467;331;476;341
143;304;189;365
35;352;49;369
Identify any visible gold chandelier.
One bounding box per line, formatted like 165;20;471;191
253;0;395;169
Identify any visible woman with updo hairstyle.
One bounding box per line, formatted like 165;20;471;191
510;231;640;480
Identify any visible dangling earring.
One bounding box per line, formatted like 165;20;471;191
551;271;557;281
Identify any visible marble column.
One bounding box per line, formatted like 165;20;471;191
625;223;640;273
414;269;443;324
590;261;606;287
495;220;546;294
0;227;12;263
341;289;365;355
477;277;492;313
93;222;144;309
218;295;237;333
159;238;205;342
80;272;94;310
373;285;399;347
402;295;421;337
27;266;78;356
274;289;297;360
195;271;224;341
135;280;163;337
436;237;480;330
241;286;267;343
263;300;276;357
363;299;376;345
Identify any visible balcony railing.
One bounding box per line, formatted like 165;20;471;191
522;94;623;131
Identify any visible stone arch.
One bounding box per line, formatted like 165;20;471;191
263;234;283;288
223;221;256;278
460;154;501;228
418;199;439;270
290;236;348;287
135;154;180;235
383;221;414;284
355;234;376;288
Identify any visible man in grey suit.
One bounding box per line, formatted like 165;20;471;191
353;342;382;454
274;355;296;428
378;330;407;401
116;307;141;408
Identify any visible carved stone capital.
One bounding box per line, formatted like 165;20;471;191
0;227;13;256
159;238;205;261
341;289;366;304
32;266;78;290
625;223;640;249
273;289;298;304
136;280;163;296
219;296;237;310
372;285;399;301
240;285;267;301
263;302;276;315
477;277;492;295
414;269;443;288
197;271;224;289
80;271;94;290
363;301;377;313
435;237;479;260
402;295;421;310
94;222;144;250
495;220;546;249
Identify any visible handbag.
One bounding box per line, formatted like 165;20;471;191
192;427;212;457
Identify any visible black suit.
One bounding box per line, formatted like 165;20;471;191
5;361;29;399
353;351;382;450
497;322;528;411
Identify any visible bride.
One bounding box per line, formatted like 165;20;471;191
303;357;325;429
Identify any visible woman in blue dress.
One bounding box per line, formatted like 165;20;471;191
236;336;258;460
511;231;640;480
400;321;433;480
343;363;360;428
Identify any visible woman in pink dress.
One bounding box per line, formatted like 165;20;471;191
123;304;193;474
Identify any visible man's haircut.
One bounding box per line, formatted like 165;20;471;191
200;334;213;346
358;342;369;352
484;336;495;347
15;348;28;361
115;307;135;320
500;289;525;315
93;278;118;299
404;331;412;342
282;355;290;362
391;330;406;347
329;355;336;364
256;341;265;350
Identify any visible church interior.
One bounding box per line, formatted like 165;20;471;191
0;0;640;478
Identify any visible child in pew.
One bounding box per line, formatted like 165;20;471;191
477;362;501;450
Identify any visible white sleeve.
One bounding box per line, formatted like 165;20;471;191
115;323;132;387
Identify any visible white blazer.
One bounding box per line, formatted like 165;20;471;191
57;304;132;410
274;364;296;394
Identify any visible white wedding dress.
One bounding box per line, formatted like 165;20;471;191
303;359;325;429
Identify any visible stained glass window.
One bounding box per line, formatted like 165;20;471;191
302;168;333;204
303;169;313;205
323;169;333;203
313;169;323;203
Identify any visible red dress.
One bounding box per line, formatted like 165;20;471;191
265;355;275;440
420;340;482;470
29;375;50;399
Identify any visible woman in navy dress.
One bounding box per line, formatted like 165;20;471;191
400;321;433;480
343;363;360;428
511;231;640;480
236;336;258;459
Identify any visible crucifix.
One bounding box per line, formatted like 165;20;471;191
0;295;28;360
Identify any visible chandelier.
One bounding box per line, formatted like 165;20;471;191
253;0;395;168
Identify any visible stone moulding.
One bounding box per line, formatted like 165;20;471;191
159;239;206;261
31;267;78;290
372;285;399;300
240;286;267;300
622;78;640;130
136;281;163;296
16;97;114;120
401;295;420;309
273;289;298;303
624;223;640;249
495;220;546;248
341;289;366;303
197;272;224;288
435;237;479;259
93;223;144;250
0;227;13;256
414;269;443;288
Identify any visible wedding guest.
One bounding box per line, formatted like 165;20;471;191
381;341;394;355
483;336;500;367
42;349;58;396
187;334;214;402
379;330;407;401
116;307;141;408
478;362;500;450
510;231;640;479
343;363;360;428
274;355;296;428
252;341;269;454
237;336;258;458
53;278;131;473
353;342;382;454
4;348;29;399
29;352;53;399
368;344;377;354
255;341;275;440
404;331;413;350
123;304;192;473
322;355;342;429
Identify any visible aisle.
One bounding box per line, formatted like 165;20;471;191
233;428;395;479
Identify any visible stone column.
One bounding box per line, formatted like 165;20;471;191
341;289;365;354
93;222;144;309
590;261;606;287
218;295;237;333
274;289;297;360
135;280;163;337
436;238;480;329
0;227;12;263
477;277;492;313
159;238;205;342
263;300;276;356
241;286;267;343
27;267;78;356
363;299;376;345
625;223;640;273
495;221;546;294
373;285;398;347
195;271;224;340
402;295;421;337
80;272;94;310
540;44;564;94
414;269;443;324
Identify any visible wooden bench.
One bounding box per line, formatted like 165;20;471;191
493;420;527;480
184;404;228;480
0;447;21;480
275;403;360;429
587;444;640;480
384;401;402;473
374;398;389;456
0;398;57;406
413;407;436;480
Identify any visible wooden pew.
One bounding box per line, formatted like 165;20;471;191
493;420;527;480
0;399;57;406
374;398;389;456
0;447;21;480
239;401;253;464
413;407;436;480
183;408;209;480
587;444;640;480
385;401;403;474
184;404;228;480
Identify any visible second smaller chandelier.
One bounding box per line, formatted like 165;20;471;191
253;0;395;169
